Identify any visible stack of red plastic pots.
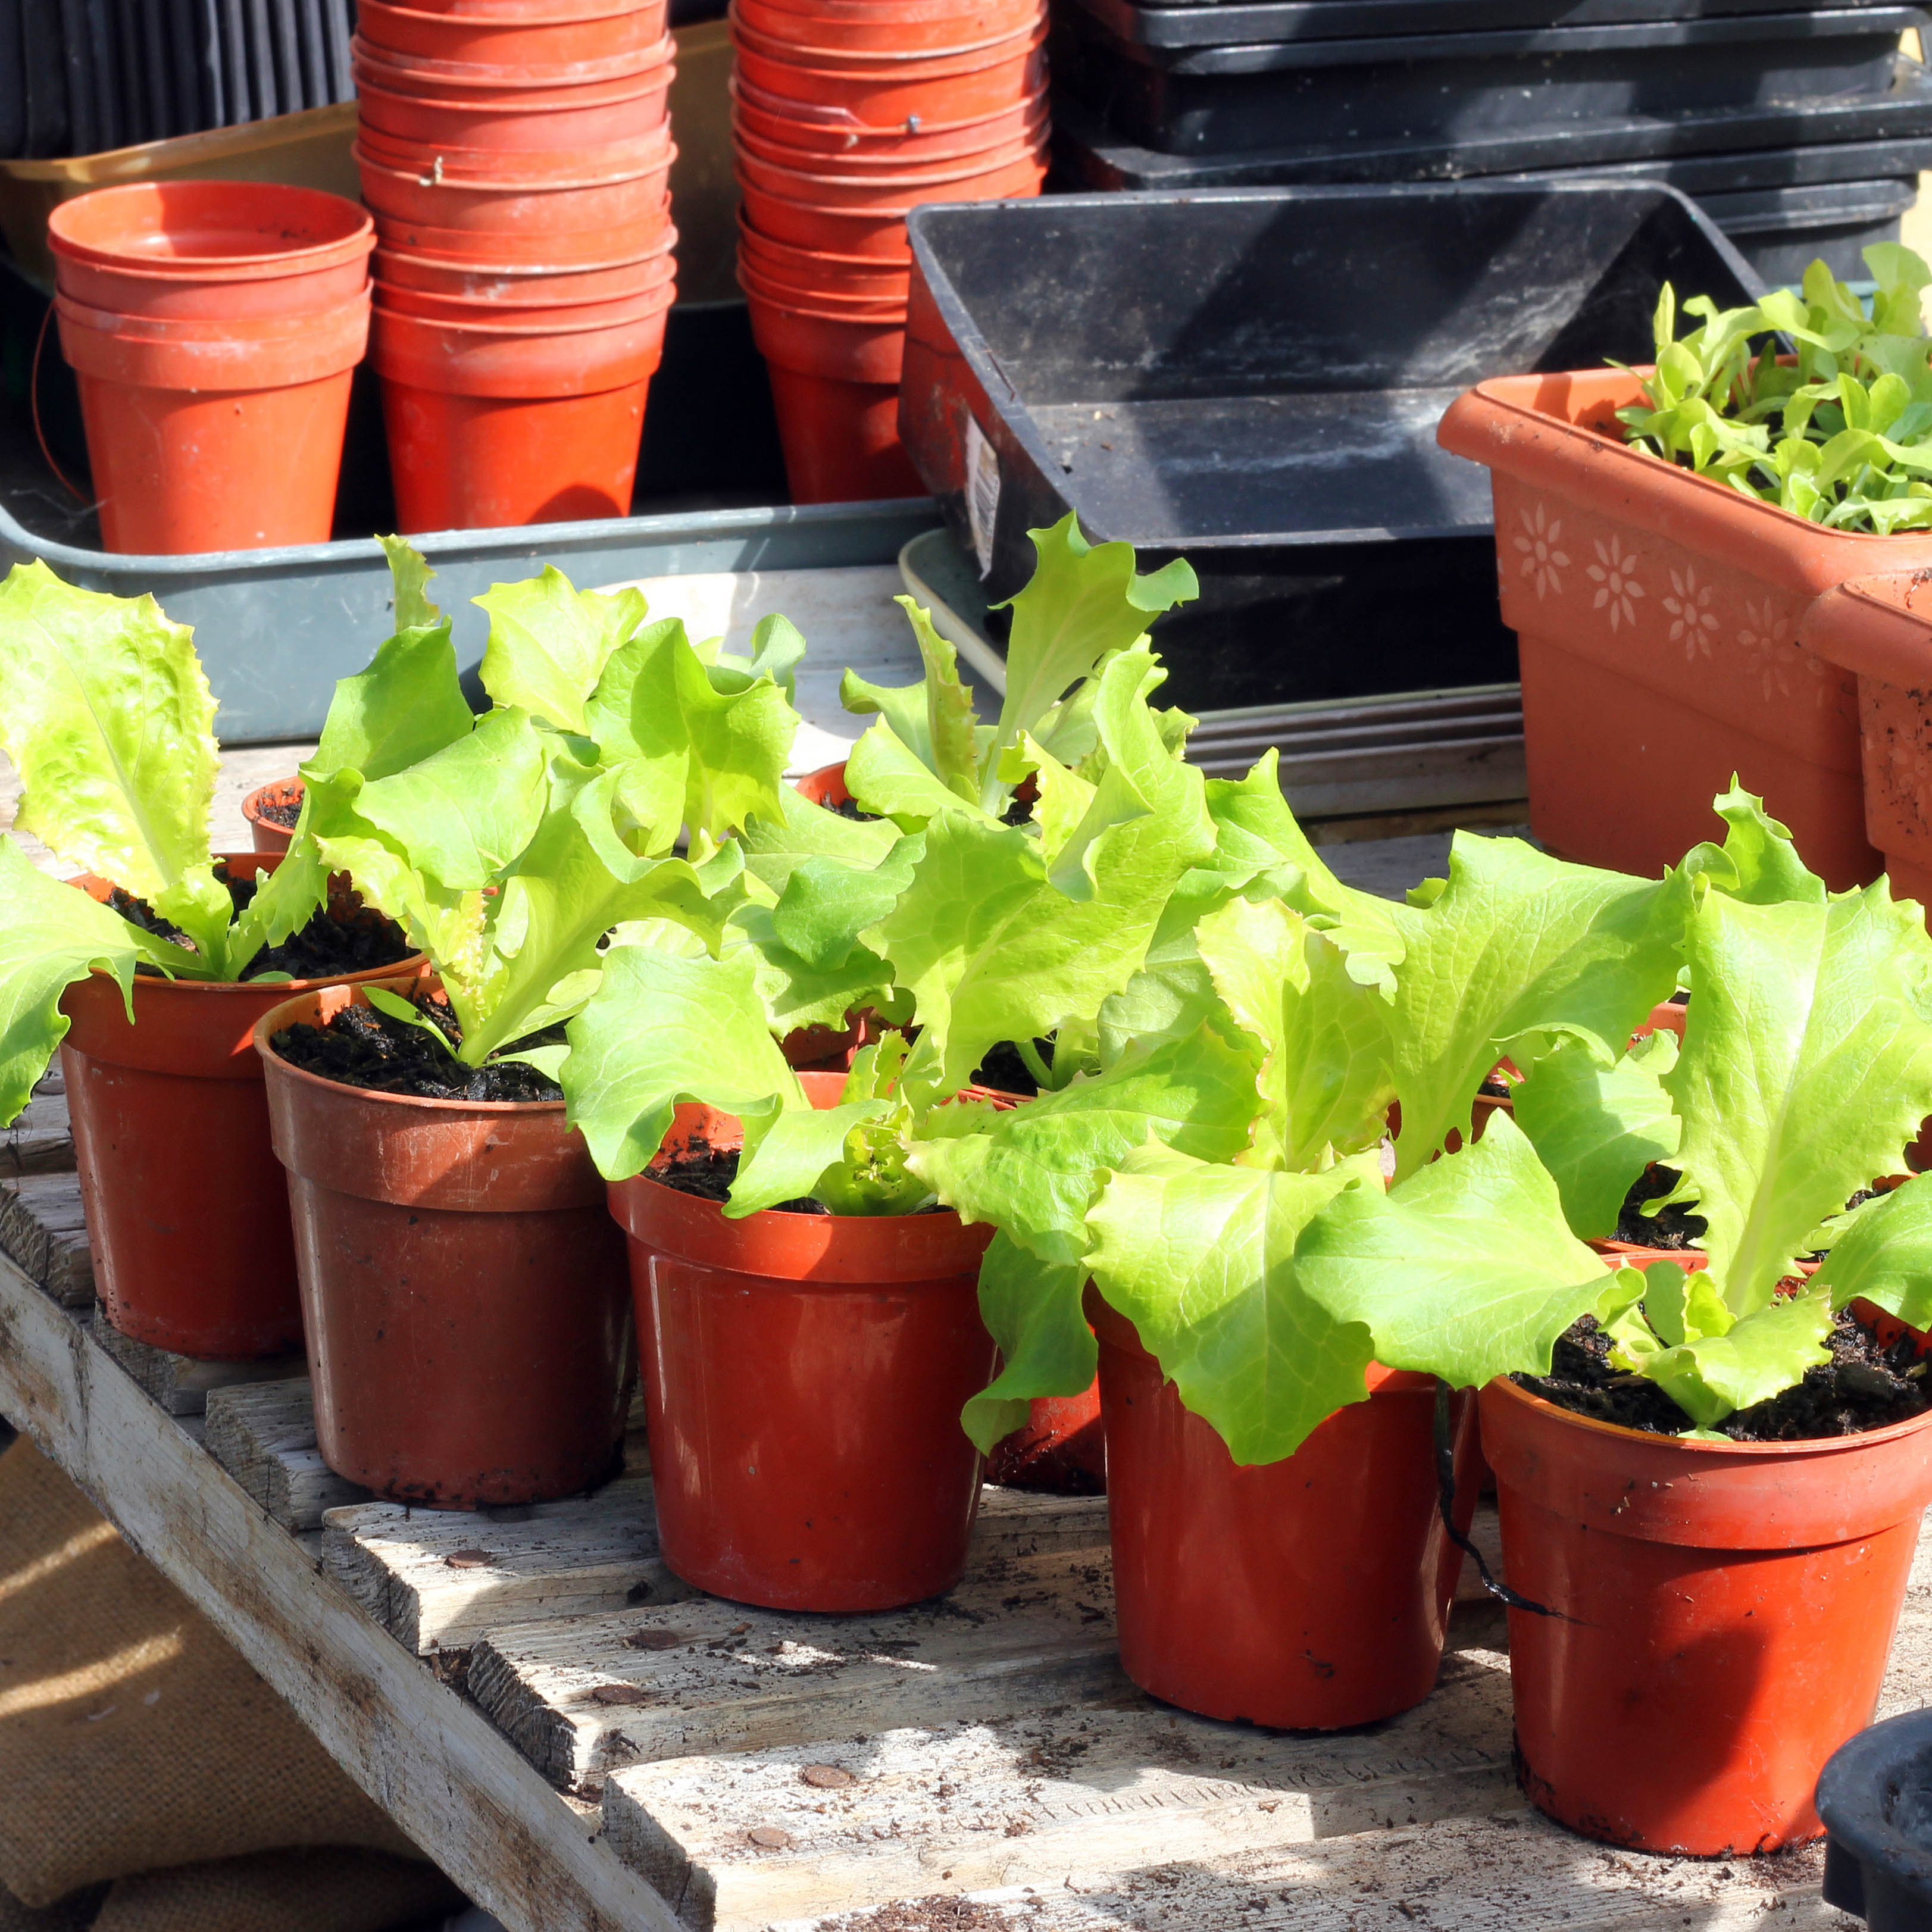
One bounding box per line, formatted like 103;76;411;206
352;0;678;533
731;0;1047;503
45;182;374;555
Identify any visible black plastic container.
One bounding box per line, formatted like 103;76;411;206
1052;4;1927;155
1820;1711;1932;1931
1074;0;1918;37
1700;174;1914;280
898;183;1762;712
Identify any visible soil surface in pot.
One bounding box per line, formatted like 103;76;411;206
1614;1163;1710;1249
971;1037;1054;1097
271;990;564;1102
253;790;302;830
649;1138;949;1216
1517;1306;1929;1441
112;864;412;983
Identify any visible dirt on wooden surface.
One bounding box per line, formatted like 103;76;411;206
271;992;564;1102
111;865;412;984
1518;1305;1931;1440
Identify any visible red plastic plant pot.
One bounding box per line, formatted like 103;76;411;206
377;229;674;299
373;210;668;265
1093;1295;1480;1728
732;105;1048;177
60;856;424;1362
54;291;368;555
736;149;1044;257
987;1383;1106;1493
354;63;673;152
242;778;304;854
734;138;1046;211
605;1072;998;1612
765;366;923;504
354;143;673;232
351;30;665;88
358;0;668;64
354;124;672;182
731;28;1048;126
373;273;670;326
46;180;373;320
1479;1324;1932;1855
739;259;906;329
734;0;1043;57
372;296;667;532
1436;370;1894;892
733;67;1046;152
739;218;911;303
254;984;634;1509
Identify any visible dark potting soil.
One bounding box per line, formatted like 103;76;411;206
254;791;302;829
820;795;880;824
649;1136;947;1217
1517;1306;1930;1441
271;992;565;1103
1612;1163;1709;1249
971;1038;1055;1098
110;866;412;984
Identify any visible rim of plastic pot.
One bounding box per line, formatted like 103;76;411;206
47;180;375;277
731;65;1044;133
730;8;1045;68
377;228;677;286
734;140;1045;196
353;139;673;196
731;111;1046;173
350;28;668;85
354;58;674;120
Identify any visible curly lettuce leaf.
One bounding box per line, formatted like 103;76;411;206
840;598;981;806
1810;1171;1932;1328
960;1233;1091;1455
1084;1143;1383;1465
1679;781;1827;909
475;567;649;734
1511;1028;1682;1240
1384;836;1693;1180
1662;880;1932;1316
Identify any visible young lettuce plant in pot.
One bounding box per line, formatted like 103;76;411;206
559;639;1253;1611
0;559;426;1360
1430;792;1932;1856
930;776;1693;1730
1436;242;1932;893
251;560;798;1508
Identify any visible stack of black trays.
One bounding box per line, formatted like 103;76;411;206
1050;0;1932;281
0;0;357;162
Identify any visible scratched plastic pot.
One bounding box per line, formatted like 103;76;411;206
242;779;303;854
607;1071;998;1612
1093;1292;1478;1727
255;983;634;1508
1481;1305;1932;1855
60;855;422;1361
357;0;669;64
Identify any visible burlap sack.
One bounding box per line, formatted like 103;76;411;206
0;1438;420;1906
93;1850;462;1932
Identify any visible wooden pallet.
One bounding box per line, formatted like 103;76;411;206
0;1077;1893;1932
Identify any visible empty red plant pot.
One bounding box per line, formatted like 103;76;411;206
351;34;667;95
354;60;673;151
730;24;1048;126
242;778;304;854
55;289;368;554
731;107;1049;176
255;983;634;1509
46;180;373;320
354;144;673;232
738;219;911;302
354;123;673;182
374;274;670;325
733;68;1046;154
1092;1295;1479;1728
737;256;906;320
61;857;423;1361
376;230;674;298
372;210;668;265
607;1073;997;1612
736;149;1045;257
734;0;1042;55
358;0;668;64
1480;1331;1932;1856
372;294;670;530
736;137;1046;207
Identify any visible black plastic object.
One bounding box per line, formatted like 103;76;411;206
1052;5;1927;157
1051;58;1932;182
1074;0;1920;40
1701;175;1914;280
898;183;1763;712
1820;1711;1932;1930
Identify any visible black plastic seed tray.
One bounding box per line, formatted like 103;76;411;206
1051;4;1927;155
899;183;1762;713
1820;1712;1932;1931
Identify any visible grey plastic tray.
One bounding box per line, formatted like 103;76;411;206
0;492;942;745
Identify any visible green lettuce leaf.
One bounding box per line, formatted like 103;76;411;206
475;567;648;734
959;1234;1093;1455
1084;1143;1383;1465
1810;1171;1932;1328
840;598;981;806
1615;1281;1836;1430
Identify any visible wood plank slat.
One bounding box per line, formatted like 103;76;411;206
600;1648;1516;1931
87;1306;308;1418
467;1513;1121;1795
203;1377;372;1530
0;1168;92;1306
0;1068;73;1177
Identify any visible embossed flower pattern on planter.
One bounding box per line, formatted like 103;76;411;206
1888;733;1932;824
1663;565;1721;661
1514;504;1569;601
1737;599;1798;701
1587;535;1643;632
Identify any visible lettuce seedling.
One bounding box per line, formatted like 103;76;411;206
1617;244;1932;533
0;561;348;1124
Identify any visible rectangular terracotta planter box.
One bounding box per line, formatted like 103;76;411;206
1800;570;1932;909
1436;367;1932;890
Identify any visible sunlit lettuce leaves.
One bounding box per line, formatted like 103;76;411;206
1384;834;1692;1180
0;836;185;1124
958;1234;1091;1455
842;598;980;811
1661;879;1932;1315
1084;1143;1384;1465
1511;1027;1681;1241
475;567;650;735
0;561;233;966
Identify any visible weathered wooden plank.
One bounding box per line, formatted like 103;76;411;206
203;1377;372;1531
601;1647;1515;1931
0;1069;72;1178
0;1169;92;1306
328;1478;1107;1659
0;1249;682;1932
467;1523;1123;1795
87;1306;308;1417
764;1818;1842;1931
